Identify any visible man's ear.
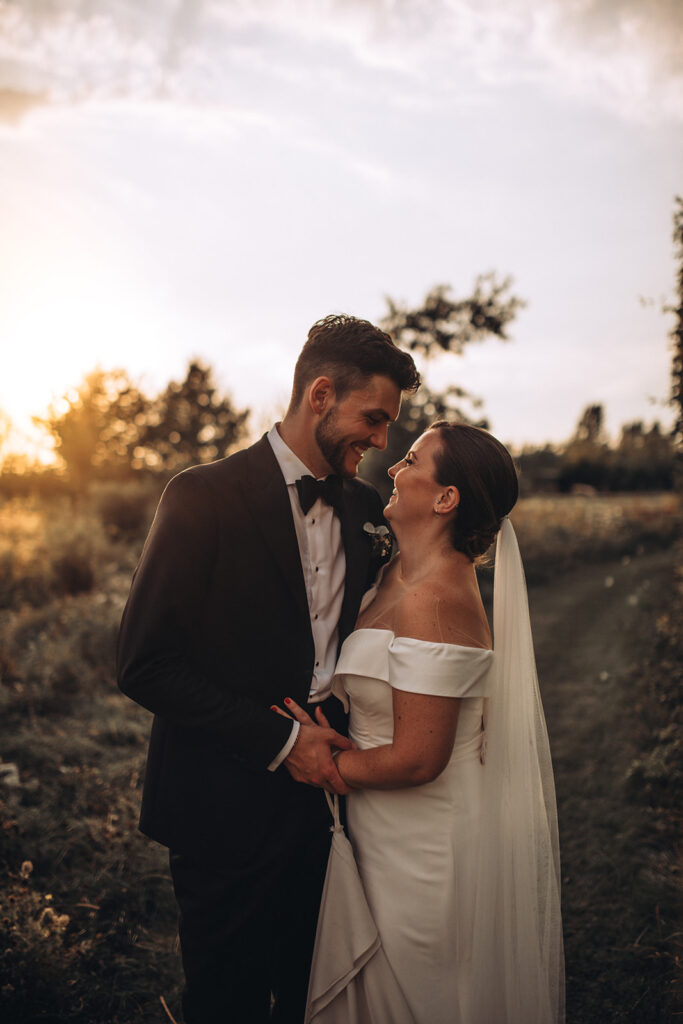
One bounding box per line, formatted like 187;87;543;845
308;376;335;415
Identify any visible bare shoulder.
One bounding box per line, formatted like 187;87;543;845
393;580;491;649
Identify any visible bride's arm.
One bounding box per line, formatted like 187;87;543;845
335;689;461;789
281;693;461;790
335;585;486;789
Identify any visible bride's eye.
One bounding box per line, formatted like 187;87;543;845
403;455;414;466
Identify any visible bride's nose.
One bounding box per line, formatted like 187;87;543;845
388;462;399;479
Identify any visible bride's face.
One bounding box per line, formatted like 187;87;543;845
385;431;446;524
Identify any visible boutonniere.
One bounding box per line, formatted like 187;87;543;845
363;522;394;560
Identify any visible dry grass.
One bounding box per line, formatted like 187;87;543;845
0;490;180;1022
511;492;680;583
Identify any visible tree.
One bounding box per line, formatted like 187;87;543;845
557;403;609;491
557;407;674;492
571;404;605;446
34;369;147;489
382;274;524;357
360;274;524;500
134;361;249;473
610;421;674;490
515;445;561;495
36;362;249;485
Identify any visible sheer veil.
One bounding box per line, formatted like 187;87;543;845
469;517;565;1023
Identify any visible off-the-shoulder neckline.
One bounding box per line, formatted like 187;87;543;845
348;626;493;655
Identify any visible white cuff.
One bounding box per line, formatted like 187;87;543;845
267;720;300;771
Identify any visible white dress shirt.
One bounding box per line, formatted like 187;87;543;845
266;424;346;770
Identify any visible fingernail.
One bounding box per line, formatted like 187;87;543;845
270;705;277;711
284;697;292;705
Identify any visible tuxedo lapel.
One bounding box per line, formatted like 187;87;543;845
243;436;311;630
337;484;371;645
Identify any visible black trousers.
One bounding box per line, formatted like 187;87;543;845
169;735;339;1023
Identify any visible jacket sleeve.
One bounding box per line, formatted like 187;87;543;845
116;469;293;768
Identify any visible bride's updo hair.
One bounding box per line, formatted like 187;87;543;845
427;421;519;560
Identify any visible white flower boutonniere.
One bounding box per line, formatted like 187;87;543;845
363;522;393;560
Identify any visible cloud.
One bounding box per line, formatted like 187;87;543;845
205;0;683;121
0;0;680;123
524;0;683;122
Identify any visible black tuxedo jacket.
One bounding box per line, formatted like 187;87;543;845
117;434;387;865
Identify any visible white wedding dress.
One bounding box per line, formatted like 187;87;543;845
306;522;564;1024
305;627;495;1024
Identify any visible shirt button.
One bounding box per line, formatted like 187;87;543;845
314;614;318;620
311;518;315;524
315;566;319;572
315;661;319;667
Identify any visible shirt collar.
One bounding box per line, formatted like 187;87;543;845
267;423;319;487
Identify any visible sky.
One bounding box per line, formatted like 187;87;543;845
1;0;681;459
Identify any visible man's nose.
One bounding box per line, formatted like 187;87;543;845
370;424;389;450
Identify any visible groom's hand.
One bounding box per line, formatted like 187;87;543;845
285;725;354;794
272;700;354;794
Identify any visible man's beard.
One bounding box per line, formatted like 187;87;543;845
315;407;354;478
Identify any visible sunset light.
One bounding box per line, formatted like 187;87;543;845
0;5;681;1021
1;0;681;460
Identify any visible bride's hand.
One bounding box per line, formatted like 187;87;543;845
270;698;316;727
270;698;332;730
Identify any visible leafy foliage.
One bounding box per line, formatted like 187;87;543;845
135;361;249;473
34;369;147;487
571;403;605;445
514;405;675;495
382;274;525;357
558;406;674;493
33;362;249;486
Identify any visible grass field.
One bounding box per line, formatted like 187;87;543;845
0;487;680;1022
511;491;680;581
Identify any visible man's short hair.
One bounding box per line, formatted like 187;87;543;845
290;314;420;408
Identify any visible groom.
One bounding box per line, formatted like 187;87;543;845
117;314;419;1024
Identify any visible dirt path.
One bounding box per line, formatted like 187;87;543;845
527;547;675;1024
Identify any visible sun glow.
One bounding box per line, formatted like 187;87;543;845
1;257;159;462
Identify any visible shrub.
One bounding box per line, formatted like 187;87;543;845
96;481;159;540
0;863;81;1023
0;550;52;609
0;590;122;724
0;498;104;608
51;548;95;596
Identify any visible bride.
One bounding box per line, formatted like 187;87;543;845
278;421;564;1024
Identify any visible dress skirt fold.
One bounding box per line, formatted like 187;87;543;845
305;799;414;1024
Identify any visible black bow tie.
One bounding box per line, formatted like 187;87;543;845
295;474;344;515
